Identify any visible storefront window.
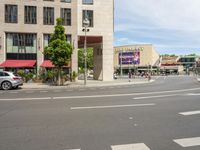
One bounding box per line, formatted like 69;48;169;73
6;33;37;60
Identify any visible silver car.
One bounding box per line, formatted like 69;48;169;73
0;71;23;90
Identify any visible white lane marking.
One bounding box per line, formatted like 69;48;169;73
174;137;200;147
53;87;200;100
70;103;155;110
0;97;51;101
179;111;200;116
111;143;150;150
164;76;167;80
187;93;200;96
40;91;48;93
133;94;179;100
65;149;80;150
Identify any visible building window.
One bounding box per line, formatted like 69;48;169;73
61;8;71;26
82;10;93;27
43;7;54;25
6;33;37;60
61;0;71;2
82;0;93;5
66;34;72;44
5;5;18;23
25;6;37;24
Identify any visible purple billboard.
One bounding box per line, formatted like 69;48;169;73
119;51;140;65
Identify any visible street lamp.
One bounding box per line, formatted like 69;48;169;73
82;17;90;85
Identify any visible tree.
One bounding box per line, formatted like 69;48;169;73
44;18;73;85
78;48;94;72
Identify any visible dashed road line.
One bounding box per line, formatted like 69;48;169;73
187;93;200;96
179;110;200;116
111;143;150;150
0;97;51;101
70;103;155;110
133;94;180;100
174;137;200;147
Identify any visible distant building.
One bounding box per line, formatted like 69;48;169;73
177;55;198;72
114;44;160;75
160;56;184;75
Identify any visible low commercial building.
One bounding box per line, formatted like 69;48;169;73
114;44;160;75
177;55;199;73
160;56;184;75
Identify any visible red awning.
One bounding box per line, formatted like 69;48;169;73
40;60;54;68
40;60;70;68
0;60;36;68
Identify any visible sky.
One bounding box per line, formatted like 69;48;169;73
114;0;200;55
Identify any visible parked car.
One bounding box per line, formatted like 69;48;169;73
0;71;23;90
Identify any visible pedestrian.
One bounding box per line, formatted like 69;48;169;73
128;71;131;82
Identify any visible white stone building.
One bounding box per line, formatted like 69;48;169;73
0;0;114;81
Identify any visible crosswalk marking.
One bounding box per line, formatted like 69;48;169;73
111;143;150;150
179;110;200;116
174;137;200;147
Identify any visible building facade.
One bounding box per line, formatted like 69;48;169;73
160;56;184;75
114;44;160;75
0;0;114;81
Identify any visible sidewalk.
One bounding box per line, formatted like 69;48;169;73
22;78;154;89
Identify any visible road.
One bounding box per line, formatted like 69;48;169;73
0;76;200;150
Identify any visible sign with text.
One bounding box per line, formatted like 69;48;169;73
119;51;140;65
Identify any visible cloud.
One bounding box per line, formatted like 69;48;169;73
115;0;200;54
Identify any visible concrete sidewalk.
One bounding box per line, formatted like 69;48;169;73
22;78;154;89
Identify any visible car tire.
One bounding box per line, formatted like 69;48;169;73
1;81;12;90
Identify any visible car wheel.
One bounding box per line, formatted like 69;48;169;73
1;81;12;90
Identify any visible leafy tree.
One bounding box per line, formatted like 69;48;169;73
44;18;73;85
78;48;94;72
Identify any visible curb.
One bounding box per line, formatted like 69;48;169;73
21;80;155;90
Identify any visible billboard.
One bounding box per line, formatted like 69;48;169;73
119;51;140;65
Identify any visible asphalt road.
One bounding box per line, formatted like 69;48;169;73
0;76;200;150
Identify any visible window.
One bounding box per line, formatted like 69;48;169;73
66;34;72;44
6;33;37;60
61;0;71;2
43;7;54;25
82;0;93;5
25;6;37;24
82;10;93;27
5;5;18;23
61;8;71;26
43;34;51;48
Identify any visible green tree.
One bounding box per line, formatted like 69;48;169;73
78;48;94;72
44;18;73;85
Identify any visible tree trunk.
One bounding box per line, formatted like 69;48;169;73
58;67;61;86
